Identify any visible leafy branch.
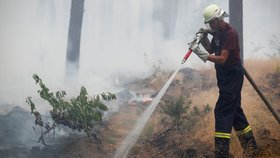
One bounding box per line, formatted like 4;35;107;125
26;74;116;146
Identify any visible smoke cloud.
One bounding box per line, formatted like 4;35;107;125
0;0;279;111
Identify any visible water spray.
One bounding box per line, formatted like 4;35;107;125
114;66;181;158
113;32;205;158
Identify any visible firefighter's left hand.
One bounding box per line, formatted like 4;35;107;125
196;28;207;35
196;28;211;50
189;42;209;63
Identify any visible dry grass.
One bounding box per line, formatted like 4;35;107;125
244;58;279;79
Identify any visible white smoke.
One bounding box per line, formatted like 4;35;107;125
0;0;70;109
243;0;280;58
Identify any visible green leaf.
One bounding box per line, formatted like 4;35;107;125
26;97;36;113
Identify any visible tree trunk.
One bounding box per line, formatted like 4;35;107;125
65;0;85;85
229;0;243;64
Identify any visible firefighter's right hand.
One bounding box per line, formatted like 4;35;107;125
189;42;209;63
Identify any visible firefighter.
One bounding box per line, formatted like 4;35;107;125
189;4;259;157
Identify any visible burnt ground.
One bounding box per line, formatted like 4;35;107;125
1;59;280;158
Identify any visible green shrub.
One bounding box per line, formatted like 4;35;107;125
26;74;116;146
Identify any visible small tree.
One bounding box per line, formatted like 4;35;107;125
160;97;211;132
26;74;116;147
161;97;188;129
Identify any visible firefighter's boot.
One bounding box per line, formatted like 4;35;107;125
215;137;230;158
237;130;259;157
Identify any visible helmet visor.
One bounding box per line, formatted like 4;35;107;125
220;10;229;18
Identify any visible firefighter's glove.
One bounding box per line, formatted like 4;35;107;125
196;28;211;50
189;42;209;63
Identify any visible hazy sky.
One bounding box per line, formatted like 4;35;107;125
0;0;279;107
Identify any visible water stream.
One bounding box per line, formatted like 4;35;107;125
114;65;182;158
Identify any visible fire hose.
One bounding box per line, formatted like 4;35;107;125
181;32;280;124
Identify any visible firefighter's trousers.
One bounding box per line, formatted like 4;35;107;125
214;62;257;157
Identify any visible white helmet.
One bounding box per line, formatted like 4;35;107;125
203;4;229;23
